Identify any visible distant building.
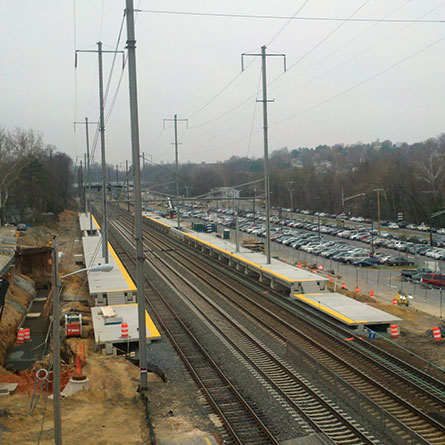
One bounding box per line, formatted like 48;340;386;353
208;187;240;199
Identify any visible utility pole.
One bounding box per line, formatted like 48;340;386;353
163;114;188;230
75;43;123;263
74;118;97;233
242;46;286;264
116;164;119;185
374;188;384;235
126;0;147;391
52;237;62;445
287;181;295;212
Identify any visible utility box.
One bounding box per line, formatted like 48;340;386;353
192;222;205;232
65;313;82;337
223;229;230;240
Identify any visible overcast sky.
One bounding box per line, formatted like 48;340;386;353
2;1;445;167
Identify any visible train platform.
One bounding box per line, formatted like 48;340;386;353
79;212;100;234
143;213;328;295
91;303;160;345
143;212;401;328
293;292;401;326
81;234;137;306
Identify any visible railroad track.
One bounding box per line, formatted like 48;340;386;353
108;206;445;444
107;227;281;444
104;210;379;444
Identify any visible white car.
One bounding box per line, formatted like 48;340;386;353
388;223;399;229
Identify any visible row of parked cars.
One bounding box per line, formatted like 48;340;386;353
181;207;416;267
292;209;445;233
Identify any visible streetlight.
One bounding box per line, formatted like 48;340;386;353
341;190;366;214
52;237;113;445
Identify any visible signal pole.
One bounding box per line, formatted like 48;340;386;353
126;0;148;391
163;114;188;230
75;43;124;263
242;45;286;264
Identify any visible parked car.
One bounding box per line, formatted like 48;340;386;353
401;267;432;281
353;257;381;267
386;257;414;267
421;273;445;288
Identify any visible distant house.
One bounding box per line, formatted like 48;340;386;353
208;187;240;199
291;158;303;169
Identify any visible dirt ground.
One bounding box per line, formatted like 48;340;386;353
0;340;150;445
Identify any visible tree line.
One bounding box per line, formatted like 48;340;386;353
0;127;73;224
138;134;445;226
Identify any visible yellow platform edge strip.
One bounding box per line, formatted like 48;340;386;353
90;214;137;291
294;293;367;325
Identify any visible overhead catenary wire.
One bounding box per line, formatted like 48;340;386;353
135;8;445;24
273;0;372;81
266;0;311;46
272;0;445;94
187;31;445;159
246;68;263;158
270;33;445;128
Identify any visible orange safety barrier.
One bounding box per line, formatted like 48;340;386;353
390;324;400;338
341;283;346;289
121;323;129;338
24;328;31;342
329;278;334;283
16;328;25;344
318;265;323;271
355;286;360;293
297;263;302;268
432;326;442;341
369;290;375;298
312;269;317;274
392;298;398;305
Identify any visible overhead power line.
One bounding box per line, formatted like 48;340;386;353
136;9;445;24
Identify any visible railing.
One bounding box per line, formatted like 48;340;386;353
285;339;430;445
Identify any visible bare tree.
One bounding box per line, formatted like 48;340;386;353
0;127;40;224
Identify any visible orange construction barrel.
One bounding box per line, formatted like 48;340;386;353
432;326;442;341
17;328;25;344
121;323;129;338
390;324;400;338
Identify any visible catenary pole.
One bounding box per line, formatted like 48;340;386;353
126;160;130;212
241;46;286;264
126;0;147;391
261;46;271;263
163;114;188;230
74;118;97;233
97;41;109;263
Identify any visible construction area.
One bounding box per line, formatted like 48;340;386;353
0;209;444;445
